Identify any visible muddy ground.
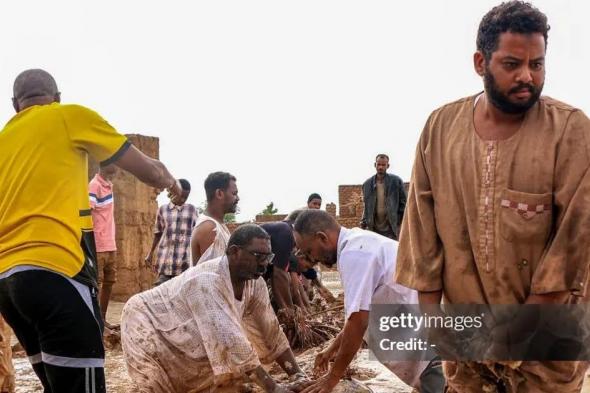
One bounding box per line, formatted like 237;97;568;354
9;272;590;392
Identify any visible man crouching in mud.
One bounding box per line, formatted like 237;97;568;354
122;224;309;392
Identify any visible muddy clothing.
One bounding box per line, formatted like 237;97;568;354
396;95;590;391
154;203;198;276
0;315;14;393
193;214;231;265
121;256;290;393
361;173;406;240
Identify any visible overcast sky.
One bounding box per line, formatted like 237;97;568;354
1;1;588;221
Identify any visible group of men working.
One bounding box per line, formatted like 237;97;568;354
1;1;590;392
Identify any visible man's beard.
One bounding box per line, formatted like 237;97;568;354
484;68;543;115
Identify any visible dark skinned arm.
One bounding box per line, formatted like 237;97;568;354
144;232;163;270
190;221;216;264
273;267;294;311
301;311;369;393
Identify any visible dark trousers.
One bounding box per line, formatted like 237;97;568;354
0;269;105;393
420;356;445;393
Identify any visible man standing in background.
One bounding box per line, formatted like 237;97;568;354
360;154;406;240
191;172;238;264
307;193;322;210
89;164;118;330
145;179;197;285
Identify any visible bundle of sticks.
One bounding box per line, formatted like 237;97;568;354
278;306;342;350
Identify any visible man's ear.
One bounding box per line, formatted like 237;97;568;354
474;51;486;77
227;244;240;256
12;97;19;113
316;231;329;243
215;189;224;200
54;92;61;103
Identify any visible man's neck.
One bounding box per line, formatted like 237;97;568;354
228;260;245;300
475;95;526;140
376;173;386;182
483;95;525;124
205;205;225;223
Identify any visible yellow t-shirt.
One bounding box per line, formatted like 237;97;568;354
0;103;129;287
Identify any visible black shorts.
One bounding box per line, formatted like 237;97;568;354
0;267;105;393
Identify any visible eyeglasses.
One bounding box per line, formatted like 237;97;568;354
241;248;275;262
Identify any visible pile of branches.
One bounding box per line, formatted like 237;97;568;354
278;306;341;350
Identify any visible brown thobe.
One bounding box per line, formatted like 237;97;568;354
396;94;590;392
0;316;14;393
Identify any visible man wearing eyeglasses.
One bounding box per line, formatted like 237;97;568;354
122;224;308;393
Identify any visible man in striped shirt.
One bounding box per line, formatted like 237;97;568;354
145;179;198;285
89;164;118;329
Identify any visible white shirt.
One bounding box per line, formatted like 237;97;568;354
337;227;418;321
336;227;426;388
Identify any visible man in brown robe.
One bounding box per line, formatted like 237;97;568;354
396;2;590;392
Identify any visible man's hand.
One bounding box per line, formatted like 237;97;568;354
167;179;183;205
313;349;336;376
300;373;340;393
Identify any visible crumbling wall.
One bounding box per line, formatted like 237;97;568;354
89;134;159;301
337;185;364;228
255;214;288;223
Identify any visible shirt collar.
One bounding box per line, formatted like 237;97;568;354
336;226;350;262
168;202;184;211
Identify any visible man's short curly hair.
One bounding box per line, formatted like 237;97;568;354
477;1;550;61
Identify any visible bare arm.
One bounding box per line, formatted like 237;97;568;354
311;278;336;303
526;291;570;304
272;268;294;311
144;232;163;269
190;221;216;264
302;312;369;393
289;272;306;310
113;144;181;196
418;290;443;305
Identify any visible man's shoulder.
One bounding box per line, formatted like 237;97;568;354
362;176;374;188
538;96;579;114
385;173;403;183
428;95;475;122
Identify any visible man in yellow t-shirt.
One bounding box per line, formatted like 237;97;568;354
0;69;184;393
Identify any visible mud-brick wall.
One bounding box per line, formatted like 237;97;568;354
89;134;159;301
337;185;364;229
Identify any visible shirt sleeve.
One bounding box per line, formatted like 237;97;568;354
531;110;590;296
340;249;382;320
88;179;99;209
241;278;291;364
62;104;130;165
189;276;261;380
395;114;445;292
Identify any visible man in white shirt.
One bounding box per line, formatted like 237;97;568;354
293;209;443;393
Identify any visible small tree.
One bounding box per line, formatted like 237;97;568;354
260;202;278;216
224;213;237;223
